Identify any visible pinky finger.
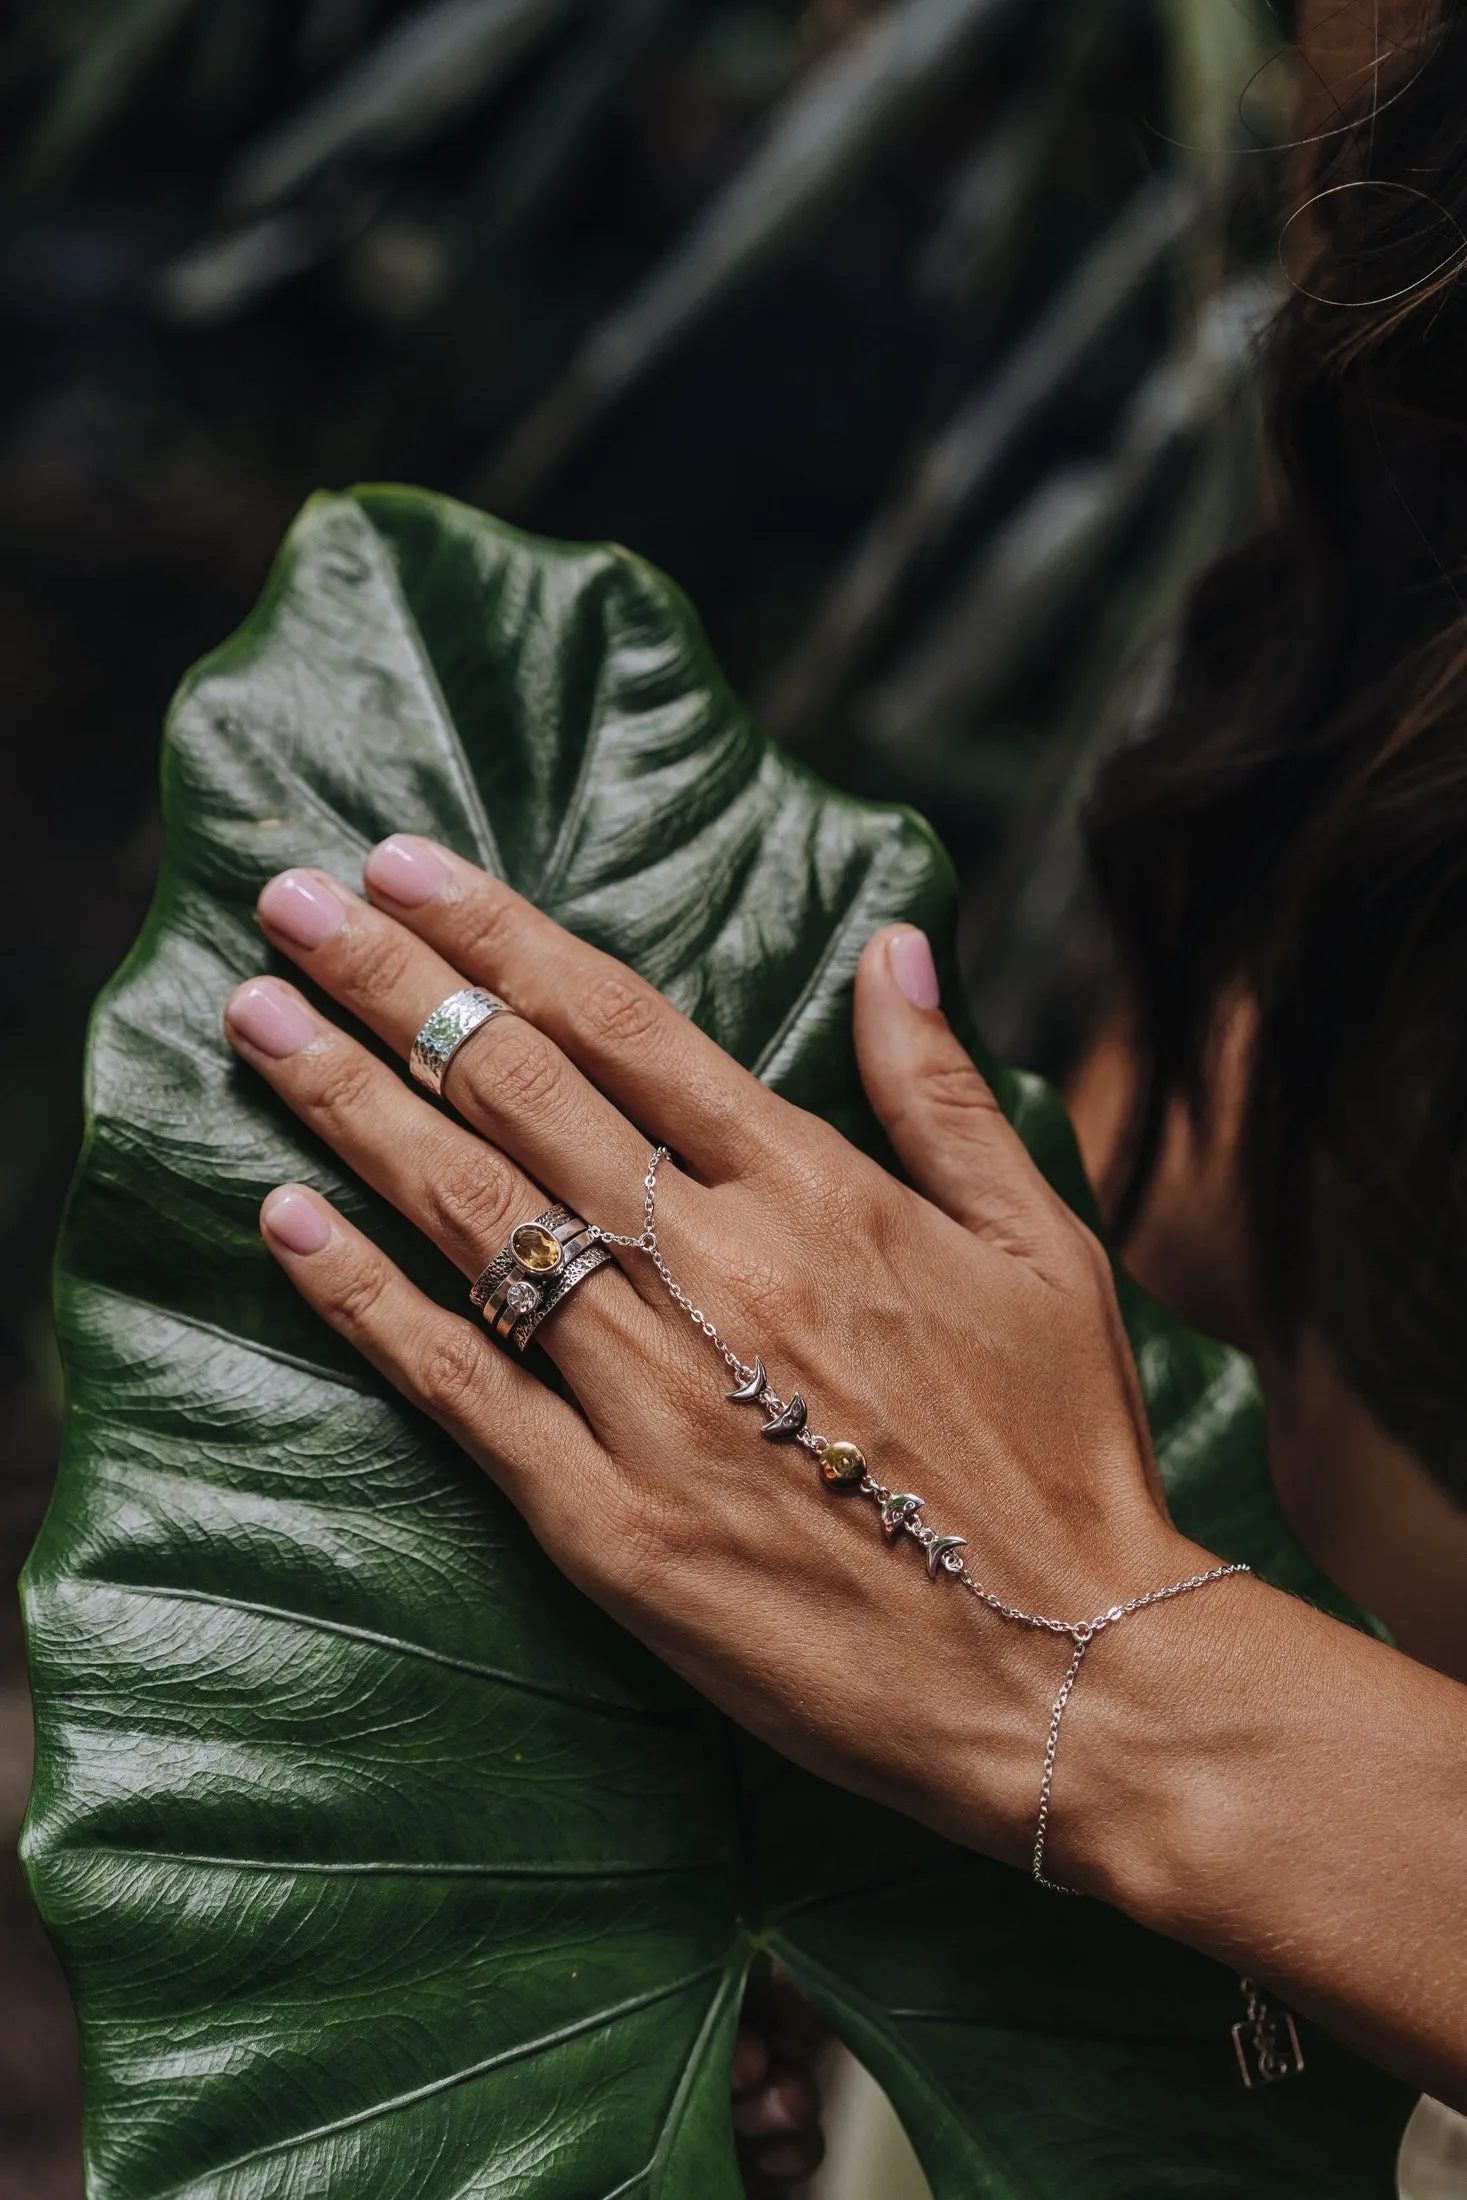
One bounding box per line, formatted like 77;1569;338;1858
259;1185;603;1533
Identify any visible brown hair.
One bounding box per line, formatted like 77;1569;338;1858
1083;0;1467;1491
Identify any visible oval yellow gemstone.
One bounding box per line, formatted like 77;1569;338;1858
511;1223;563;1274
819;1440;866;1488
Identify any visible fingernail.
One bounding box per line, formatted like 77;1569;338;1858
226;979;315;1058
888;927;940;1010
365;835;446;907
261;1188;331;1255
258;870;344;949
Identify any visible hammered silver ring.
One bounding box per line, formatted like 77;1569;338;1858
409;986;515;1096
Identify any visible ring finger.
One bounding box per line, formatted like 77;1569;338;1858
222;970;661;1405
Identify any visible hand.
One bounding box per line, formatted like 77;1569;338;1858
223;837;1216;1883
731;1966;828;2196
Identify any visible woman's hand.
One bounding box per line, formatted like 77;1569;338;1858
222;836;1215;1882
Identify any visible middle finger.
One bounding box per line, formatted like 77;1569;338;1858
254;867;668;1252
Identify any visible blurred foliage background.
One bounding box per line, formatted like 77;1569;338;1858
0;0;1370;2190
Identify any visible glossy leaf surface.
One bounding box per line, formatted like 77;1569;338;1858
25;488;1413;2197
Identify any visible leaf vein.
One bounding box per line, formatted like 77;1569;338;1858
163;1962;727;2193
90;1582;692;1723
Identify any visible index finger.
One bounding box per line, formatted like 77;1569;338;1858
360;835;788;1180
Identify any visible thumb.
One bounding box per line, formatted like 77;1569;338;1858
853;926;1052;1244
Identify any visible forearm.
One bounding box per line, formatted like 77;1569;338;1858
1059;1567;1467;2105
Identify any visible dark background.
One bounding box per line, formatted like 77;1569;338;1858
0;0;1364;2188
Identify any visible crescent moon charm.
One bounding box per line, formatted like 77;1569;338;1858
760;1393;808;1440
727;1358;768;1404
927;1534;967;1578
880;1493;925;1537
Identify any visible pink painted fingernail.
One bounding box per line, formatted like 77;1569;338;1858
258;870;344;949
888;927;940;1010
365;835;446;906
226;978;315;1058
261;1188;331;1255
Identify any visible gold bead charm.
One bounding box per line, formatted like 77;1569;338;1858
818;1439;866;1488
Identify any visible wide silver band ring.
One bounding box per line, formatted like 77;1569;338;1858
471;1204;612;1351
506;1245;612;1351
409;987;515;1097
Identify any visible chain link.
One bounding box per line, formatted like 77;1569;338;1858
591;1146;741;1369
590;1147;830;1448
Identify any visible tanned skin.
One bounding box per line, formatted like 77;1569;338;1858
217;839;1467;2123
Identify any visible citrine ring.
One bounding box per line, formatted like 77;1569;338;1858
471;1205;610;1348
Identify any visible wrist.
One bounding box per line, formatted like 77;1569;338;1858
1037;1551;1278;1927
1008;1558;1467;2104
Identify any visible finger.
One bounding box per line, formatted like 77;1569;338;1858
224;975;655;1389
737;2128;825;2191
853;926;1056;1255
253;867;666;1257
257;1184;601;1541
730;2065;821;2141
854;932;1166;1499
730;2024;769;2096
759;1963;830;2064
359;836;787;1181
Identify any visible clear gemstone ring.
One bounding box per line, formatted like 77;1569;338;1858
471;1204;609;1348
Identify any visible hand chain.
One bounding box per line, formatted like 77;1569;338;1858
589;1149;832;1455
591;1148;1287;2081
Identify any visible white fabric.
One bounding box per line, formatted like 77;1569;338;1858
1397;2096;1467;2199
807;2046;932;2200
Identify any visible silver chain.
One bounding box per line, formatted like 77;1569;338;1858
590;1145;1250;1894
589;1145;831;1454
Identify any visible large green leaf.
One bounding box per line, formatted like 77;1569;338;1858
24;487;1413;2198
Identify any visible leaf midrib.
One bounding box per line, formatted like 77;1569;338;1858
357;499;503;879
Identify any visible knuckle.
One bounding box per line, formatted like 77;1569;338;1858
580;970;662;1053
929;1055;1001;1111
429;1152;517;1248
349;923;417;1001
309;1049;378;1127
474;1023;563;1114
906;1057;1001;1133
457;886;526;970
414;1323;490;1419
331;1259;392;1331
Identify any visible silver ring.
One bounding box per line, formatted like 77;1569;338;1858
471;1205;610;1349
470;1205;583;1309
510;1244;612;1350
409;987;514;1096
